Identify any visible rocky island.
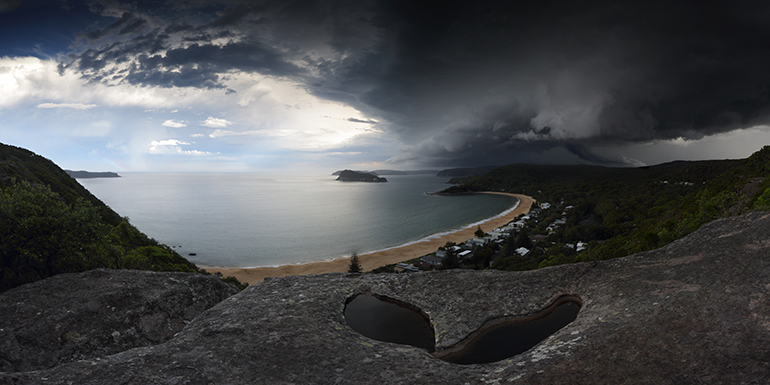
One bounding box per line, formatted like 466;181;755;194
335;169;388;182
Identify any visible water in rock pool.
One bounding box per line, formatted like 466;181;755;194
440;301;581;364
344;294;435;352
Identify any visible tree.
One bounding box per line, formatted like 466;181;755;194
513;229;533;250
0;180;112;291
439;243;460;270
348;252;362;273
475;226;485;238
122;246;197;272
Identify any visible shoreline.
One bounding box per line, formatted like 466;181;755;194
202;192;535;285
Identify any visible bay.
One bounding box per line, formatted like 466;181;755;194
78;173;517;267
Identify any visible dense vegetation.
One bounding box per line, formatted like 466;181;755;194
0;144;124;226
0;143;244;292
442;146;770;271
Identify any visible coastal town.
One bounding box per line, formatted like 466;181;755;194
386;199;590;274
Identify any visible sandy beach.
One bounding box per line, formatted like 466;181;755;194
203;192;534;285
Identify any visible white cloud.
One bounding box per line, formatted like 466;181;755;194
322;152;363;156
201;117;234;128
208;129;263;138
0;56;227;110
37;102;98;109
178;149;211;156
162;119;187;128
148;138;210;156
1;57;394;171
150;139;191;146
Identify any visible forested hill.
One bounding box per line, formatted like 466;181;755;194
440;147;770;267
0;142;206;293
0;143;123;226
442;159;741;196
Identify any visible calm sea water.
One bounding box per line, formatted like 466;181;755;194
79;173;517;267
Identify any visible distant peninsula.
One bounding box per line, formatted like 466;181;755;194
335;170;388;182
64;170;121;179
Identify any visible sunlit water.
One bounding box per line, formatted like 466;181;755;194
79;173;517;267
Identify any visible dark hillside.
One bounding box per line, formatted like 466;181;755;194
0;143;123;226
440;150;765;270
0;142;206;293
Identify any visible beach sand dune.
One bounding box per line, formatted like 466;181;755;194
203;193;534;285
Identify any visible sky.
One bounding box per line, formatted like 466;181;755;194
2;0;770;172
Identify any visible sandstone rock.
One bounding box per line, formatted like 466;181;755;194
0;269;238;372
2;212;770;384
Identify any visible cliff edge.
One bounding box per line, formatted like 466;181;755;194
2;212;770;384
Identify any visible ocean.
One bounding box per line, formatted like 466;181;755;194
78;173;518;268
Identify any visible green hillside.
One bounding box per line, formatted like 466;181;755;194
0;143;202;292
0;144;123;226
441;147;770;270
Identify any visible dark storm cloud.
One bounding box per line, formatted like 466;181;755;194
0;0;21;13
59;0;770;166
372;0;770;166
209;3;267;27
121;41;301;87
347;118;378;124
83;11;141;40
61;7;304;88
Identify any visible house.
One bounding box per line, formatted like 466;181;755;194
395;263;419;273
566;242;587;252
511;220;527;229
531;234;547;243
540;202;551;210
435;250;447;258
470;237;486;246
421;255;443;267
515;247;529;256
458;250;472;259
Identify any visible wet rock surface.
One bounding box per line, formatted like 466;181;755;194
2;212;770;384
0;269;238;372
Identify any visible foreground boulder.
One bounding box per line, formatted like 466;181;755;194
2;212;770;384
0;269;238;372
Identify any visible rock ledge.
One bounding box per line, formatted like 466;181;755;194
2;212;770;384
